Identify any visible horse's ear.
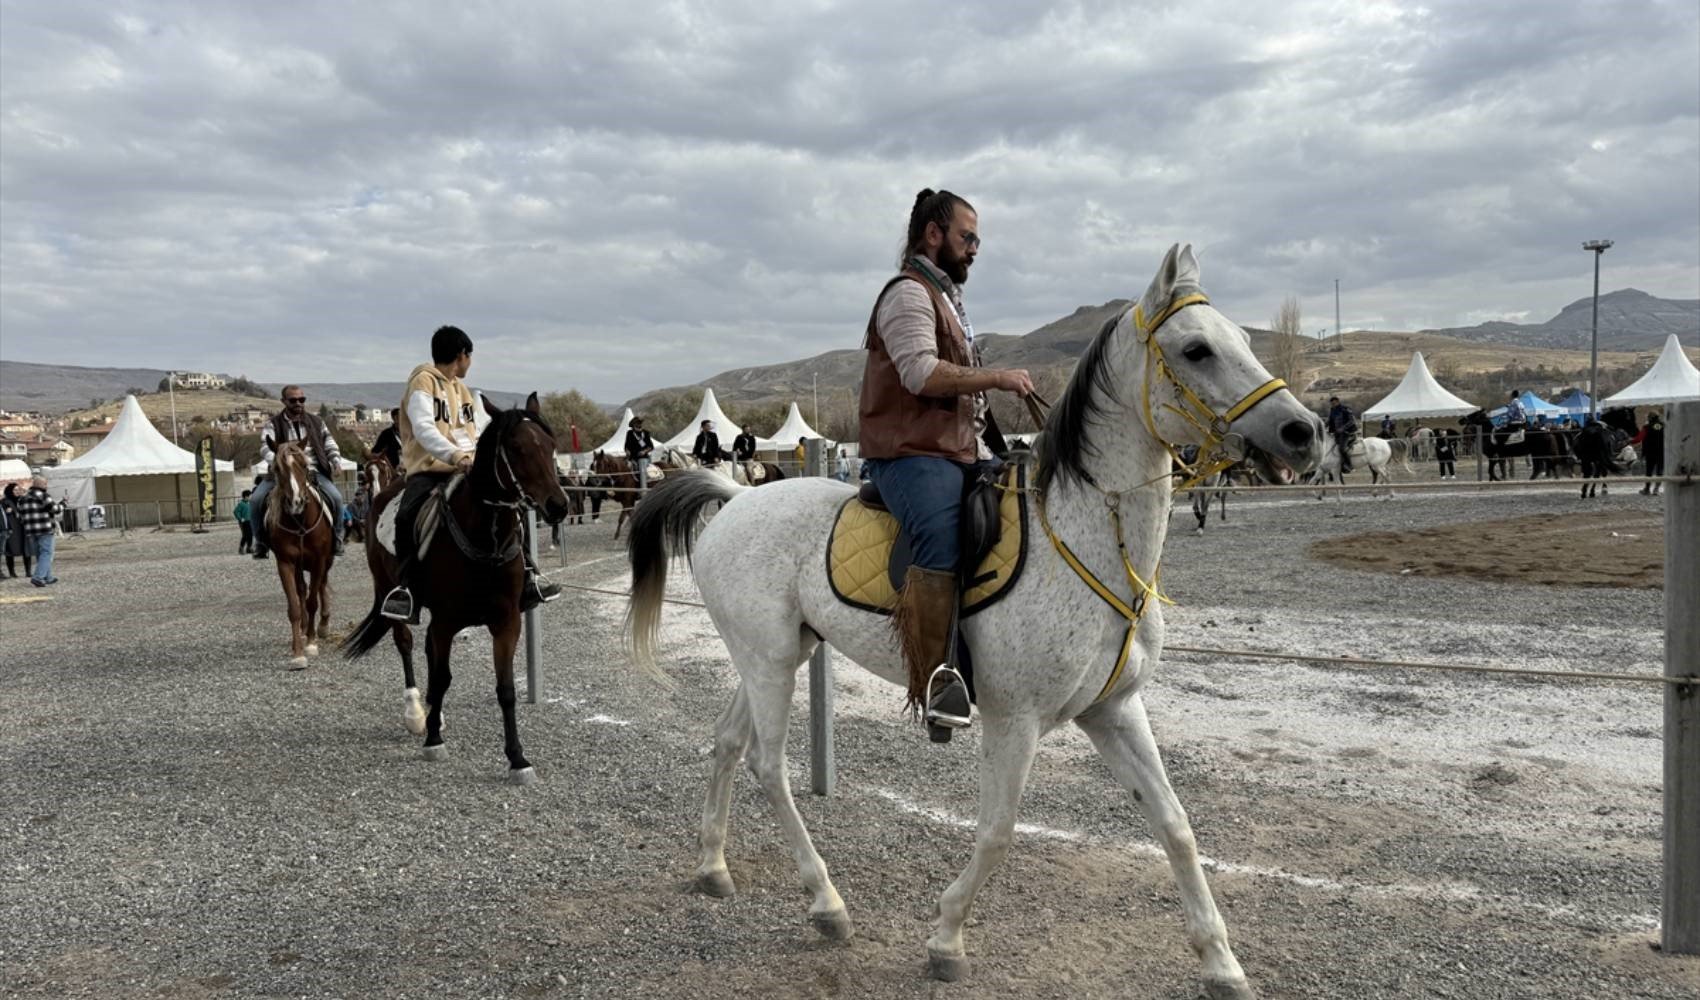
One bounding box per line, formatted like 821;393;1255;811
1175;244;1201;287
481;393;503;419
1139;243;1183;322
525;391;541;416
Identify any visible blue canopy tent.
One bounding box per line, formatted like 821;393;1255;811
1486;390;1566;427
1552;389;1592;418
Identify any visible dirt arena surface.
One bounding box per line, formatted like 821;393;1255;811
2;471;1695;999
1310;508;1665;589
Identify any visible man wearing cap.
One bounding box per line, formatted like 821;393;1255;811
624;417;655;495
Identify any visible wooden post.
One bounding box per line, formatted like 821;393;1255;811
1664;399;1699;954
1475;426;1484;482
803;436;836;795
524;509;542;705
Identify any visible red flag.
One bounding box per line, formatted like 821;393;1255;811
570;423;581;452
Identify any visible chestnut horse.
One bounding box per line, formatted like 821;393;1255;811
342;393;570;782
590;450;644;538
268;441;336;668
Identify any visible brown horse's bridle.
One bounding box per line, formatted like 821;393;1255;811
272;448;326;538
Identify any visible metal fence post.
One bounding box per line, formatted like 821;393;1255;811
524;509;542;705
1475;427;1484;481
1664;399;1699;954
803;436;836;795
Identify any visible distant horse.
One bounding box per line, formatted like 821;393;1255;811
623;244;1319;997
1460;411;1574;480
1187;469;1231;533
660;446;787;487
590;450;644;538
268;441;336;667
1407;426;1434;461
1307;434;1411;499
342;394;570;781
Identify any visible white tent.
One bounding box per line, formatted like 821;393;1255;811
1362;352;1479;418
47;395;235;521
1601;335;1700;407
594;408;638;455
763;402;829;449
662;388;743;448
0;458;31;489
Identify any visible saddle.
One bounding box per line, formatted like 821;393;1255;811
828;464;1028;616
1503;429;1526;445
375;475;464;559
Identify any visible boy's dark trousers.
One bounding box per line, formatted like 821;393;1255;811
238;521;254;553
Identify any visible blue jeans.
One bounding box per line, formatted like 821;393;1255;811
30;532;55;582
864;456;992;572
251;472;344;542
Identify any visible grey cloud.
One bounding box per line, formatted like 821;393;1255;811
2;0;1695;400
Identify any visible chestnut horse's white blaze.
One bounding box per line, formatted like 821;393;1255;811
625;246;1325;998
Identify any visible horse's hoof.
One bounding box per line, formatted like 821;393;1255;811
422;743;447;762
926;950;969;982
1203;978;1257;1000
305;643;320;658
509;766;536;785
809;908;854;941
288;656;308;670
696;869;736;898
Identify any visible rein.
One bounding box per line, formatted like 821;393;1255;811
1027;295;1282;705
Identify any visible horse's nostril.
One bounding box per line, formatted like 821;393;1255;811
1280;420;1315;448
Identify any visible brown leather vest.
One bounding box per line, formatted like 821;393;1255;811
858;269;977;463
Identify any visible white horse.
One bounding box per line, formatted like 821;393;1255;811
624;246;1322;998
1308;434;1412;499
1407;425;1434;461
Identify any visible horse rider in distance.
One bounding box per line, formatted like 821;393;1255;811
692;420;725;466
1502;390;1527;431
858;188;1034;737
1326;395;1357;474
380;325;560;623
624;416;655;491
251;384;346;559
732;425;759;479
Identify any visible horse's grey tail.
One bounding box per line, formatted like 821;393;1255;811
625;471;742;675
1389;437;1415;474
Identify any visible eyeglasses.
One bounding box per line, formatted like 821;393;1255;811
286;397;306;404
940;225;980;249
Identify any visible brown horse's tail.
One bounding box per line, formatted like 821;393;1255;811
625;471;741;676
340;591;391;661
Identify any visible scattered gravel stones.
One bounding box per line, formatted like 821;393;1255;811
2;480;1696;998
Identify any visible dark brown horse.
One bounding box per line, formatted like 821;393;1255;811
268;441;336;667
590;449;644;538
341;393;570;782
1461;410;1572;481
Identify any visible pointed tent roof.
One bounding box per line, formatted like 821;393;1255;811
594;408;637;454
1361;352;1479;418
763;402;828;449
51;395;233;476
1553;388;1592;415
662;388;743;448
1602;335;1700;407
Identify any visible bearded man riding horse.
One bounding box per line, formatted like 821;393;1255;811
250;385;346;560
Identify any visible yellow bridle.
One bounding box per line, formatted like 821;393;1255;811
1040;293;1287;705
1132;293;1288;491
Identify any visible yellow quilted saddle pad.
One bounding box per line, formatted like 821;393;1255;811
828;464;1028;617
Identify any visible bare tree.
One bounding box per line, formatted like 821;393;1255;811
1270;296;1306;389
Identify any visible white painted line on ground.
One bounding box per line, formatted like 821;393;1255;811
869;787;1657;932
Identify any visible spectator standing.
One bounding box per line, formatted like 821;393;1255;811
234;490;254;554
1636;413;1665;496
16;475;63;587
1435;430;1458;480
0;491;10;583
1;484;30;579
834;448;851;482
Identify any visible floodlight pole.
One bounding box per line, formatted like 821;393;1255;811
1334;279;1342;352
167;372;180;444
1583;240;1613;422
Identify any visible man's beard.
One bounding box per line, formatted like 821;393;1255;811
938;243;972;285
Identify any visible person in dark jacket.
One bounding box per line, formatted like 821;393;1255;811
731;428;758;463
371;408;403;472
691;420;723;466
2;483;33;579
1434;429;1458;480
1635;413;1665;495
1326;397;1358;473
623;417;655;495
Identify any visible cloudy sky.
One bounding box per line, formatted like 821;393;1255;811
2;1;1696;402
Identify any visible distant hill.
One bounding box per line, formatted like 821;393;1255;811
1420;289;1698;351
0;360;528;414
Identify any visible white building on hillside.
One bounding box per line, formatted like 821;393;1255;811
175;372;228;390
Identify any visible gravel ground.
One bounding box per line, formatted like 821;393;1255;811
2;471;1695;1000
